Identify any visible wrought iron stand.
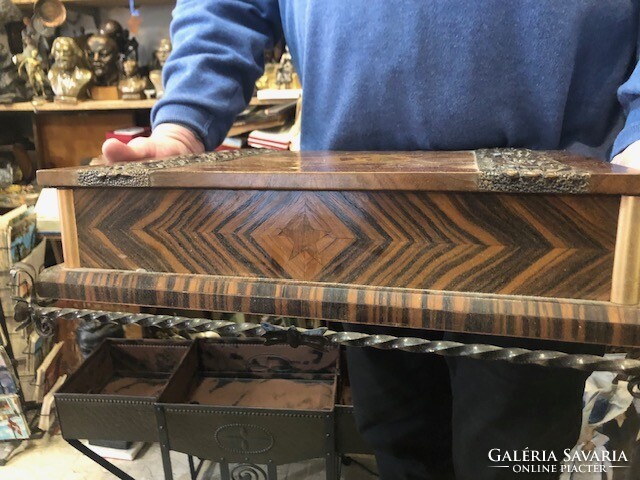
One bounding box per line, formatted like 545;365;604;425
18;305;640;480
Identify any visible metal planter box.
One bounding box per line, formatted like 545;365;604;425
55;339;192;442
55;338;371;479
157;340;340;466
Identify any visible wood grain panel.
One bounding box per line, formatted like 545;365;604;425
38;267;640;347
73;189;619;300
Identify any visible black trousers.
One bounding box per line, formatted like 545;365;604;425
346;326;603;480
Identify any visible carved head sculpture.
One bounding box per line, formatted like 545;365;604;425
50;36;83;72
49;36;92;101
155;38;172;68
99;19;125;53
86;34;119;86
122;58;138;78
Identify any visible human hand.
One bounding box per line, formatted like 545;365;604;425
612;140;640;170
101;123;204;164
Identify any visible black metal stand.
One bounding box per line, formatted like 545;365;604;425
155;405;174;480
66;439;136;480
38;304;640;479
66;439;211;480
187;455;205;480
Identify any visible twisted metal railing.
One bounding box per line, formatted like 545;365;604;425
18;305;640;398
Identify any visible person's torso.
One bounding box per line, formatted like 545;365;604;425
279;0;639;158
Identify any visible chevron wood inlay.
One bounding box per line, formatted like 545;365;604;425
73;188;619;300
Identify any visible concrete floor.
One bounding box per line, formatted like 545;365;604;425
1;434;378;480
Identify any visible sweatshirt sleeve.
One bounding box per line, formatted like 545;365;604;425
151;0;282;151
613;60;640;159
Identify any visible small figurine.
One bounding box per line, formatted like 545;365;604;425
17;49;48;103
86;33;119;86
47;37;92;104
118;59;146;100
148;70;163;98
275;46;296;89
153;38;172;68
256;62;278;91
149;38;172;98
123;35;139;62
19;18;38;57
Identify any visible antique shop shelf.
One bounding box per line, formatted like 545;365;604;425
0;97;288;113
0;99;156;113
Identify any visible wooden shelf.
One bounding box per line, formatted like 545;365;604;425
0;99;156;112
0;97;291;113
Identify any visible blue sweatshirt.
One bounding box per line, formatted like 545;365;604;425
152;1;640;160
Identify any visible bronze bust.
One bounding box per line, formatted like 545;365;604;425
149;38;172;98
118;59;146;100
99;19;125;54
47;37;92;103
154;38;172;68
86;34;119;86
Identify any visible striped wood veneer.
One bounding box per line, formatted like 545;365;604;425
72;189;620;300
38;266;640;347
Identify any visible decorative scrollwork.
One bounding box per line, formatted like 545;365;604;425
628;377;640;399
229;463;267;480
476;148;591;193
33;310;56;337
76;149;266;187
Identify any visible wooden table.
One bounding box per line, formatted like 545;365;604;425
34;148;640;348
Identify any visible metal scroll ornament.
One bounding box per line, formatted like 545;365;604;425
230;463;267;480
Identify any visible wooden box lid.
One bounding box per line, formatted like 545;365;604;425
37;148;640;194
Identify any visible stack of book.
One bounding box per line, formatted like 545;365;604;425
218;100;299;151
248;124;300;150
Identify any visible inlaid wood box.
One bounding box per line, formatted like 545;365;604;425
37;149;640;346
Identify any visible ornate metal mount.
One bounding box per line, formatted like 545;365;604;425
20;306;640;398
76;149;266;187
476;148;591;193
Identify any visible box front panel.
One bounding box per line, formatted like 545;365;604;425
163;406;329;464
56;397;158;442
73;188;620;300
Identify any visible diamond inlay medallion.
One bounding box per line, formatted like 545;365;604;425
251;194;356;279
